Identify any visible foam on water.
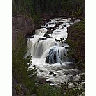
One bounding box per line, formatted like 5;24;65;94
29;57;78;84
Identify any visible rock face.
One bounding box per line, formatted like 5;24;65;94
12;15;35;43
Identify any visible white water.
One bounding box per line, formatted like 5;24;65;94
26;18;80;85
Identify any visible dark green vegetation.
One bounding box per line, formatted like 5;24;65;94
12;32;38;95
36;79;85;96
12;0;85;95
12;0;85;19
67;19;85;71
37;84;62;96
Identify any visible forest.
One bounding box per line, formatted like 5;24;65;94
12;0;85;19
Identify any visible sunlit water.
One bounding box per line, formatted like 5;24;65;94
26;18;80;85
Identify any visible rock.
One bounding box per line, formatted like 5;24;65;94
68;83;74;88
65;62;75;69
39;37;46;40
55;38;61;42
73;75;80;81
39;69;44;72
29;35;34;38
47;30;53;34
69;75;73;81
55;23;59;28
37;77;46;84
49;71;54;75
46;56;49;63
64;71;69;75
60;38;64;41
43;33;50;38
53;74;56;76
46;80;52;83
63;25;66;27
12;77;30;96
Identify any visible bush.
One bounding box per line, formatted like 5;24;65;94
37;84;62;96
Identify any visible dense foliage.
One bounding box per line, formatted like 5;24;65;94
12;0;85;18
67;18;85;71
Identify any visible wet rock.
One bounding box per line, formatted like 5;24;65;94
46;80;52;83
64;71;69;75
49;71;54;75
68;75;73;81
39;70;43;72
55;22;63;28
64;25;66;27
39;37;46;40
73;75;80;81
47;30;53;34
47;27;55;30
43;33;50;38
65;63;75;69
53;74;56;76
68;83;74;88
55;23;59;28
37;78;46;84
64;40;67;43
55;38;61;42
29;35;34;38
60;38;64;41
46;56;49;63
65;46;69;49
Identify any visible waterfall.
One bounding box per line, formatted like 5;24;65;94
27;18;69;60
26;18;80;84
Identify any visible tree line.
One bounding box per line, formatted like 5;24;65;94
12;0;85;18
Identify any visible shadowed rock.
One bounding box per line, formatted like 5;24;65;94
43;33;50;38
47;30;53;34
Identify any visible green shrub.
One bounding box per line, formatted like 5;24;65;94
37;84;62;96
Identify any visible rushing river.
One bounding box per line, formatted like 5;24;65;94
26;18;80;85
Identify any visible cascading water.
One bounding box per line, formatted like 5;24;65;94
26;18;80;85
